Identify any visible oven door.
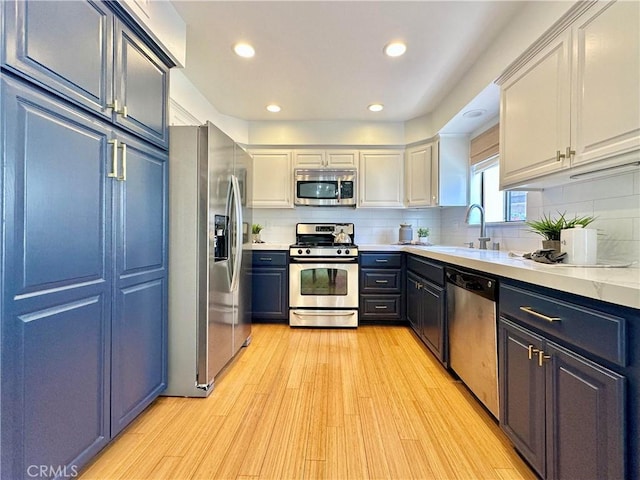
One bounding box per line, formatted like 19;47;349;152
289;261;359;308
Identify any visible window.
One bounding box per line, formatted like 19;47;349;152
469;157;526;223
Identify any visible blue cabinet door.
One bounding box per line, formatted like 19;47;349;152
545;341;625;480
2;0;113;119
1;75;112;478
110;132;168;436
498;318;546;478
114;20;169;148
420;281;445;364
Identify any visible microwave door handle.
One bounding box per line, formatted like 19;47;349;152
337;179;341;203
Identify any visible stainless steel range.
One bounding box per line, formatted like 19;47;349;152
289;223;359;327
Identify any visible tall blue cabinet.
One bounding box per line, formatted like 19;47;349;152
0;1;172;478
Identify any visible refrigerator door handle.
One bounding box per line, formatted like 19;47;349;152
229;174;243;292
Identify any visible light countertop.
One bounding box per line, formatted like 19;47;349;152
248;242;640;309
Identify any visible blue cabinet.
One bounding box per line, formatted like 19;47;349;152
110;133;168;436
405;255;446;364
359;252;404;323
2;0;169;147
250;252;288;321
0;0;170;477
499;282;628;480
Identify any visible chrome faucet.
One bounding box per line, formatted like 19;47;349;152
465;204;491;250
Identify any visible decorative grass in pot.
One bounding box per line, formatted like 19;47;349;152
526;212;596;252
251;224;264;243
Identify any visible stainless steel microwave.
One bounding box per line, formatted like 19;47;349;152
294;169;357;206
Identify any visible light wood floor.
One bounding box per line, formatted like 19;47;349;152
80;324;536;480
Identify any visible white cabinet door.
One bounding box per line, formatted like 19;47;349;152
359;150;404;208
571;0;640;167
326;150;358;167
293;150;324;168
294;149;358;168
500;30;572;189
405;144;434;207
499;0;640;190
251;150;293;208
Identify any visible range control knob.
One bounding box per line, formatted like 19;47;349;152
337;249;342;254
306;249;311;255
297;249;303;255
345;249;350;255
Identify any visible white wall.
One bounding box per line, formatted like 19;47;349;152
169;69;249;143
440;170;640;263
248;120;405;146
252;207;441;246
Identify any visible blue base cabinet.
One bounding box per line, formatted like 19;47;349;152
250;252;288;321
499;281;633;480
0;1;171;478
405;255;446;365
359;252;405;324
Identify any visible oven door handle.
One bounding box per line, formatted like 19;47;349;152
291;257;357;263
291;310;356;317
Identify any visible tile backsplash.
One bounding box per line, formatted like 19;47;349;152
251;208;441;245
251;170;640;263
442;169;640;262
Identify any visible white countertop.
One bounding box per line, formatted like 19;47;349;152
248;242;640;309
360;244;640;310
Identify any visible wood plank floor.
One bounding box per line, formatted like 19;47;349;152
80;324;536;480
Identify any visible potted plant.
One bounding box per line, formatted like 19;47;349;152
251;224;264;243
417;227;430;244
526;212;595;251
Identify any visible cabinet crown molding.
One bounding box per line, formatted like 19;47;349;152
496;0;596;85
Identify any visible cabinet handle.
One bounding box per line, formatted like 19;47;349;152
375;259;388;263
108;100;128;118
108;139;118;178
374;305;388;310
416;282;423;290
118;143;127;182
375;280;389;284
538;350;551;367
565;146;576;160
520;306;560;322
259;257;272;261
527;345;540;360
555;150;566;162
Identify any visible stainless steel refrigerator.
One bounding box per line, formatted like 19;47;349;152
164;122;252;397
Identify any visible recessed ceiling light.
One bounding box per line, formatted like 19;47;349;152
462;109;486;118
233;43;255;58
384;42;407;57
368;104;384;112
266;104;281;113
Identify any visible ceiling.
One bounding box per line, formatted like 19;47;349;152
171;1;527;124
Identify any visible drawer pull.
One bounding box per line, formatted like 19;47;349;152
259;257;272;261
520;306;561;322
375;280;389;284
374;305;388;310
375;259;388;263
527;345;540;360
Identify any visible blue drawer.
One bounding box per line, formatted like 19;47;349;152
406;255;444;287
500;283;627;367
360;252;402;268
252;251;288;267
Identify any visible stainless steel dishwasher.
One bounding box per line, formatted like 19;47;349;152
446;267;499;419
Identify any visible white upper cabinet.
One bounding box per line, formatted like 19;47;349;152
404;136;468;208
250;150;293;208
571;0;639;167
359;150;404;208
293;149;358;168
405;143;434;207
498;0;640;189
